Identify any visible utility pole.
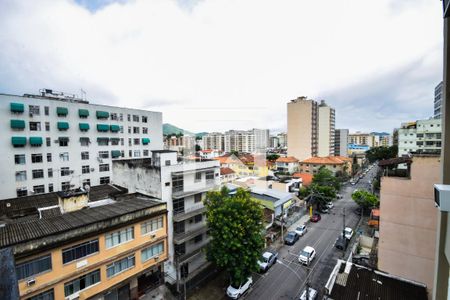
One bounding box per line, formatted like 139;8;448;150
343;207;346;235
305;256;310;300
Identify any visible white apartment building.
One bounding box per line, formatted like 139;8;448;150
202;132;225;151
334;129;349;157
112;151;220;287
398;119;442;157
348;132;373;147
202;129;269;153
318;100;335;157
434;81;443;119
1;89;163;200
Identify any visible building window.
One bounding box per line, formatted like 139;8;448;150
46;137;51;147
110;138;120;146
99;164;110;172
99;151;109;159
194;214;203;223
45;122;50;131
64;269;100;297
82;179;91;187
32;169;44;179
62;239;99;264
32;153;43;163
143;127;148;134
120;138;124;146
97;138;109;146
16;254;52;280
133;150;141;157
195;172;202;182
194;193;202;203
59;138;69;147
173;198;184;215
127;114;131;121
119;113;123;121
141;216;164;235
206;170;214;180
61;167;71;176
134;138;140;145
15;154;26;165
17;189;27;197
194;234;203;243
46;153;52;162
48;183;54;192
129;150;132;157
143;150;149;157
133;127;140;134
30;122;41;131
44;106;49;116
141;242;164;263
110;112;118;120
100;176;110;184
29;105;40;115
16;171;27;181
120;125;124;133
33;185;45;194
61;181;71;191
60;152;69;162
48;168;53;178
128;138;132;146
80;138;90;146
142;116;148;123
29;289;54;300
106;255;135;278
172;175;183;193
81;151;89;160
133;115;139;122
105;227;134;248
82;165;90;174
128;126;131;134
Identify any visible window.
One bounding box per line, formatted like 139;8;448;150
143;127;148;134
44;106;49;116
62;239;99;264
16;171;27;181
46;153;52;162
32;154;43;163
33;185;45;194
143;150;149;157
194;214;203;223
195;172;202;182
141;242;164;262
32;169;44;179
80;138;90;146
106;255;135;278
133;115;139;122
16;254;52;280
99;164;110;172
165;160;171;166
59;138;69;147
110;138;120;146
46;137;51;147
30;122;41;131
105;227;134;248
206;170;214;180
64;269;100;297
119;113;123;121
120;126;124;133
81;151;89;160
99;151;109;159
134;138;140;145
60;152;69;162
127;114;131;121
194;234;203;243
61;167;71;176
128;138;132;146
82;165;90;174
82;179;91;187
172;175;183;193
48;183;54;192
133;127;140;134
29;289;54;300
62;181;71;191
110;112;118;120
134;150;141;158
100;176;110;184
48;168;53;178
173;198;184;215
45;122;50;131
97;138;109;146
141;216;164;235
128;126;131;134
194;193;202;203
142;116;148;123
29;105;40;115
15;154;26;165
129;150;132;157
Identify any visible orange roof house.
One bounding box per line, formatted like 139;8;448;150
276;156;299;163
292;173;313;186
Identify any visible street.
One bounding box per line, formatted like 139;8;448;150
244;165;377;300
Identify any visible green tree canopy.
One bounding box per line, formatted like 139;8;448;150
308;184;336;206
204;187;264;286
312;167;341;191
266;154;280;161
352;190;379;210
195;144;202;151
365;145;398;163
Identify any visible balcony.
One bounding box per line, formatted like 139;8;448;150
175;237;211;264
172;180;217;199
173;203;207;222
174;223;208;245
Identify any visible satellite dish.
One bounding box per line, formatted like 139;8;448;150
84;185;91;193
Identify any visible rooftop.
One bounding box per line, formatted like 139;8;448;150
300;156;352;165
220;167;235;175
250;188;292;203
292;173;313;186
276;156;299;163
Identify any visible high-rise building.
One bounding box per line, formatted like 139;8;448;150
253;128;270;152
202;129;269;153
1;89;163;200
318;100;336;157
434;81;443;119
334;129;349;157
277;133;287;148
348;132;373;147
202;132;225;151
398;119;442;157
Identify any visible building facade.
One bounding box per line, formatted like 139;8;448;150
318;100;335;157
348;132;373;147
1;89;163;200
398;119;442;157
435;81;443;119
201;133;225;152
298;156;352;176
334;129;349;157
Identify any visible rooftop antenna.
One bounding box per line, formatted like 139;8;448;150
80;88;87;101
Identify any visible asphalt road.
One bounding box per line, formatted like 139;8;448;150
244;165;378;300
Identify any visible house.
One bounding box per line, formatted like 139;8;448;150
292;173;313;187
214;153;269;178
198;149;223;159
249;188;295;218
220;167;236;183
298;156;352;176
275;156;299;174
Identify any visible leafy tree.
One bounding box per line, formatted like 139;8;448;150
230;150;239;156
312;167;341;191
195;144;202;151
352;190;379;210
204;187;264;287
309;184;336;206
365;145;398;163
352;163;360;175
266;154;280;161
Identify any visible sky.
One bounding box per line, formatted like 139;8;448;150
0;0;444;134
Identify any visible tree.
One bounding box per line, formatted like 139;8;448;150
266;154;280;161
312;167;341;191
195;144;202;151
352;190;379;210
204;187;264;287
352;163;360;175
365;145;398;163
309;184;336;206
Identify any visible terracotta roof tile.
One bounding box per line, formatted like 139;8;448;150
292;173;313;186
220;167;235;175
276;156;299;163
300;156;352;165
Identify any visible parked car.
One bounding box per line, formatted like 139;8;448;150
284;231;299;245
226;277;253;299
326;202;334;209
298;246;316;265
299;287;318;300
319;206;329;214
295;224;308;236
335;235;348;250
310;213;321;222
344;227;353;240
257;251;278;272
336;194;343;199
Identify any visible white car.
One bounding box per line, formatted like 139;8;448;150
295;224;307;236
326;202;334;209
344;227;353;240
226;277;253;299
299;287;318;300
298;246;316;265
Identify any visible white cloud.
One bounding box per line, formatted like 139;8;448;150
0;0;443;133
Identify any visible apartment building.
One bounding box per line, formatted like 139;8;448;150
164;135;196;154
434;81;443;119
287;97;335;161
112;151;220;289
334;129;349;157
348;132;373;147
202;132;225;152
0;185;168;300
298;156;352;176
202;129;270;153
1;89;163;200
398;119;442;157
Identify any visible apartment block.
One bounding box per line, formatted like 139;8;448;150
318;100;335;157
334;129;349;157
348;132;373;147
112;151;220;288
398;119;442;157
202;132;225;152
1;89;163;200
202;129;269;153
434;81;443;119
0;185;168;300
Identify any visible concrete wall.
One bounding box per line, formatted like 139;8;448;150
378;156;440;294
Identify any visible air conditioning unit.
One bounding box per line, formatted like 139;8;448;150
154;256;159;261
69;170;74;174
97;157;103;163
151;234;156;239
26;278;36;286
90;168;95;172
29;112;33;117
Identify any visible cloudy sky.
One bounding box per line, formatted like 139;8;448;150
0;0;443;134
